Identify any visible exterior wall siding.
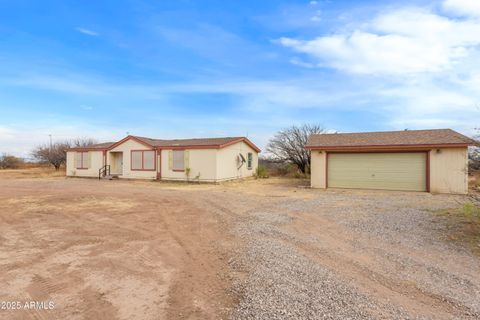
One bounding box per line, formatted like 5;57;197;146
66;151;104;177
160;148;218;182
310;151;327;188
216;141;258;181
430;147;468;194
109;139;157;180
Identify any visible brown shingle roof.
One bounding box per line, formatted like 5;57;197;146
306;129;479;149
67;136;261;152
88;142;116;149
66;142;115;150
134;136;247;148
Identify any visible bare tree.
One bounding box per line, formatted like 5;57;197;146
31;137;98;170
71;137;98;147
31;142;70;170
267;124;327;174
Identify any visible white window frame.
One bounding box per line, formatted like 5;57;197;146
247;152;253;170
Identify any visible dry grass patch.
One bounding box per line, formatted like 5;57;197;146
1;195;137;215
434;201;480;256
0;166;65;179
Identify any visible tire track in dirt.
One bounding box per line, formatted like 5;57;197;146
158;195;237;319
284;213;479;319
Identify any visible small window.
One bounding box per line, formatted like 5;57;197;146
76;152;89;169
247;152;253;170
173;150;185;171
131;150;155;171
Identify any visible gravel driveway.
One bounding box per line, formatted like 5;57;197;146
210;185;480;319
1;174;479;319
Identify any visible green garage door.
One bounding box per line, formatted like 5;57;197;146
328;153;427;191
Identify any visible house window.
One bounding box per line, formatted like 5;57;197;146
173;150;185;171
131;150;155;171
247;152;253;169
76;152;89;169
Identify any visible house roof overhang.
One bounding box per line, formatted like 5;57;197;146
66;135;261;152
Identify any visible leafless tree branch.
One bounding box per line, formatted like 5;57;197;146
266;124;327;174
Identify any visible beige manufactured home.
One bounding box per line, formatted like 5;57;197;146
66;135;260;182
307;129;478;194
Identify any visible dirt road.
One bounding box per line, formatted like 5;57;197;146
0;178;237;319
0;174;479;319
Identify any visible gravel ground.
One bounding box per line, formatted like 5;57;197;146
2;175;479;319
228;189;480;319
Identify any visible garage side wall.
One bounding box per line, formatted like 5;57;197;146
310;151;327;188
66;151;104;177
216;141;258;181
430;147;468;194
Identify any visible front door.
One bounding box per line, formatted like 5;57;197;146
112;152;123;175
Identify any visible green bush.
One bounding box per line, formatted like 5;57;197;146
255;165;269;179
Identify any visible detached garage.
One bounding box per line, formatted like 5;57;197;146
307;129;479;194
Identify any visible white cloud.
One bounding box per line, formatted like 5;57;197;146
443;0;480;17
279;6;480;75
75;27;99;36
275;1;480;134
289;57;315;68
3;74;106;95
0;123;121;158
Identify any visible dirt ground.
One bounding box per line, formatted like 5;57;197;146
0;170;479;319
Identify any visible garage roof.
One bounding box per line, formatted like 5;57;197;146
306;129;479;150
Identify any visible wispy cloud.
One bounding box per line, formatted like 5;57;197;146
278;4;480;75
273;0;480;134
443;0;480;17
75;27;99;36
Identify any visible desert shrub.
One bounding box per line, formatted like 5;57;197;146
255;165;269;179
0;153;24;169
258;158;309;178
462;202;480;219
469;145;480;173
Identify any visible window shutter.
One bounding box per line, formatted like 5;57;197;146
168;150;173;170
75;152;80;168
87;152;91;169
184;150;189;169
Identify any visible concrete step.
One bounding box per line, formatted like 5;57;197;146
101;174;120;180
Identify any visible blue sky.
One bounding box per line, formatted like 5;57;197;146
1;0;480;156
